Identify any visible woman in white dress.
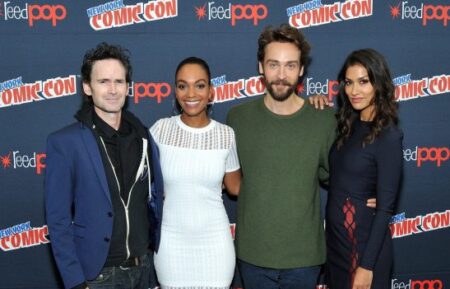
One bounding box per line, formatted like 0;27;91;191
150;57;241;289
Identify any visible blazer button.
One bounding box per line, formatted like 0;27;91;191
107;212;113;218
104;237;110;242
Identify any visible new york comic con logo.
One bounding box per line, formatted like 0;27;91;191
0;222;50;251
1;1;67;27
211;74;265;103
194;2;268;26
87;0;178;31
390;210;450;239
1;150;46;175
389;1;450;26
287;0;373;29
211;75;319;103
0;75;77;108
393;73;450;102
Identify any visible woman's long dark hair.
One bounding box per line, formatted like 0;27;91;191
335;48;398;148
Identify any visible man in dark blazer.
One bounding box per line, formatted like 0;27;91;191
45;43;164;289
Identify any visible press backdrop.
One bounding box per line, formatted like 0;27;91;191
1;0;449;288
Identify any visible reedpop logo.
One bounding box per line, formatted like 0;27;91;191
390;1;450;26
129;81;171;104
194;2;268;26
1;1;67;27
392;278;443;289
1;150;46;175
403;146;449;167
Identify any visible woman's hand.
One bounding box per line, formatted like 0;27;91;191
366;198;376;208
352;267;373;289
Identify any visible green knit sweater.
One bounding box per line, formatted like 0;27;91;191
227;96;336;268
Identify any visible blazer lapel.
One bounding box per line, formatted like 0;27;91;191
80;125;112;204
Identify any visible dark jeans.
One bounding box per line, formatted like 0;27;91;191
238;259;321;289
86;254;151;289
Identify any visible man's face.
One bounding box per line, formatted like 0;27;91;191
83;59;128;120
259;42;304;102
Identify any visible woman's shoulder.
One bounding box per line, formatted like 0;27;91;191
378;122;404;146
152;115;177;127
382;122;403;138
149;116;177;137
212;119;236;136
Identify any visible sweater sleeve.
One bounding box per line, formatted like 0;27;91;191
319;111;337;185
359;127;403;269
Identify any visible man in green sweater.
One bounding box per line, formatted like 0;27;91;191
227;24;336;289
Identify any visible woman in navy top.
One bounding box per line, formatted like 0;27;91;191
326;49;403;289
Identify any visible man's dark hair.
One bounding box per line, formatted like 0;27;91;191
80;42;132;103
257;24;311;67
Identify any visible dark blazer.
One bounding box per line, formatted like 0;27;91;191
45;121;164;289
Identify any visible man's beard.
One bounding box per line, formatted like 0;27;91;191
263;78;297;102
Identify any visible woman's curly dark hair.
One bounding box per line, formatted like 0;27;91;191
336;48;398;148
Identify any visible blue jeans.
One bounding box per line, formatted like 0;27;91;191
86;254;151;289
238;259;321;289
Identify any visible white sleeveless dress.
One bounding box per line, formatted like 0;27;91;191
150;115;239;289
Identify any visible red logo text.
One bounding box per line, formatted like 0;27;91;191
0;222;50;252
423;5;449;26
28;4;67;27
130;82;171;104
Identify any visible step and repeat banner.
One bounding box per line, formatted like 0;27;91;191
0;0;449;288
